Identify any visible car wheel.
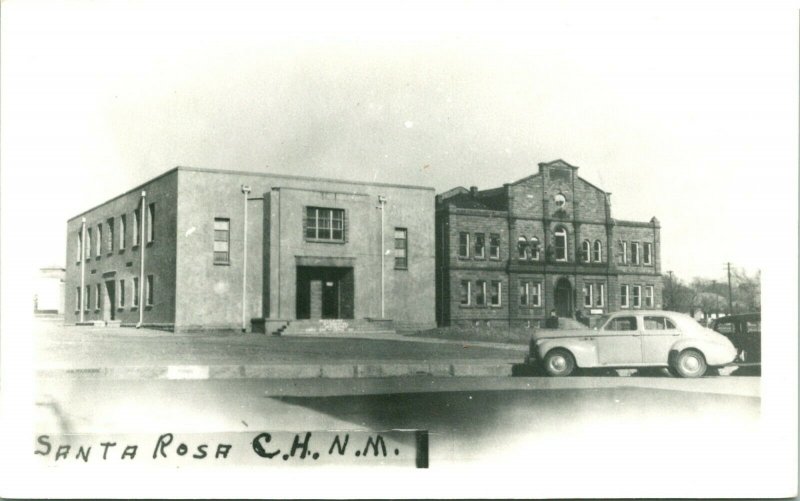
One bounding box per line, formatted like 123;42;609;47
672;349;707;378
543;349;576;377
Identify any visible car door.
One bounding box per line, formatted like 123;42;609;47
596;315;643;365
641;315;681;364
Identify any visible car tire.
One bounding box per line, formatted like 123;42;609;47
672;349;707;378
543;349;576;377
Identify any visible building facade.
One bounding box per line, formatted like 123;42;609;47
65;167;436;332
435;159;663;327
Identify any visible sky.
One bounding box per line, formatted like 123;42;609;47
1;1;797;282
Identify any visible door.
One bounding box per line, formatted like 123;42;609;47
554;278;572;318
641;315;680;363
596;315;642;365
321;279;340;319
104;280;116;321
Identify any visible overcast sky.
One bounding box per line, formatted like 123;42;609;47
2;1;797;281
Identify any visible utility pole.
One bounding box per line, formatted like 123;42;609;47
377;195;387;319
241;185;251;333
725;262;734;314
666;270;674;311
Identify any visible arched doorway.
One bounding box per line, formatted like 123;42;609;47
554;277;572;317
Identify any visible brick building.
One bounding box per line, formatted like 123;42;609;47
65;167;436;332
435;159;663;327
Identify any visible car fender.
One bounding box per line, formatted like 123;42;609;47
537;338;598;368
669;338;737;366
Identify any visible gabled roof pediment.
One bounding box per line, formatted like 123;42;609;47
538;159;579;170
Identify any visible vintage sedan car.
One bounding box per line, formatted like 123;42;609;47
710;313;761;364
527;310;737;377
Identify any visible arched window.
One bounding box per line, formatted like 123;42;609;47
593;240;602;262
581;240;591;263
554;227;568;261
529;237;540;260
517;237;528;260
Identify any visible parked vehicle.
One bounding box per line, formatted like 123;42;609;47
710;313;761;364
526;310;737;378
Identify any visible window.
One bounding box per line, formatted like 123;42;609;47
531;282;541;307
118;279;125;308
474;233;485;259
107;218;115;254
394;228;408;269
96;224;102;256
305;207;345;242
530;237;540;260
595;283;605;307
214;218;230;264
643;242;652;265
146;275;154;306
133;277;139;307
644;316;676;330
458;232;470;258
475;280;486;306
517;237;527;259
119;215;126;250
632;285;641;308
620;285;629;308
76;231;82;262
133;208;140;246
584;283;594;307
581;240;591;263
618;241;627;264
519;282;529;306
644;285;654;307
593;240;602;262
554;228;568;261
605;316;637;331
85;285;90;311
147;203;155;243
86;228;93;258
460;281;471;306
631;242;640;265
95;284;102;310
490;281;502;307
489;233;500;259
75;287;81;311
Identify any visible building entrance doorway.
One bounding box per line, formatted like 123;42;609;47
554;277;572;318
296;266;354;320
103;280;116;321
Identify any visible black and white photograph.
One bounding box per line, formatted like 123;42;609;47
0;1;797;498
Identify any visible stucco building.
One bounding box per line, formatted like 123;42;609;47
65;167;436;332
435;159;663;327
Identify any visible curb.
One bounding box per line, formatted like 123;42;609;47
37;362;514;380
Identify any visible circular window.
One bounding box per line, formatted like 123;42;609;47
554;193;567;208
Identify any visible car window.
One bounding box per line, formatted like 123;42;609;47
714;320;735;334
745;321;760;335
604;316;638;331
643;316;677;330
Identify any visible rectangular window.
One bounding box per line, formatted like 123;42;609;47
305;207;345;242
476;280;486;306
146;275;154;306
133;208;141;246
214;218;230;264
490;281;501;306
86;228;93;258
394;228;408;269
474;233;485;259
632;285;641;308
107;218;115;254
554;231;567;261
76;231;82;262
119;214;127;250
620;285;629;308
85;285;91;311
489;234;500;259
631;242;640;265
147;203;155;243
584;283;594;307
460;280;471;306
133;277;139;307
458;232;470;258
531;282;541;307
95;283;102;310
618;241;628;264
644;285;654;308
96;224;102;257
530;239;540;260
75;287;81;311
118;279;125;308
643;242;652;265
519;282;529;306
595;283;605;307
